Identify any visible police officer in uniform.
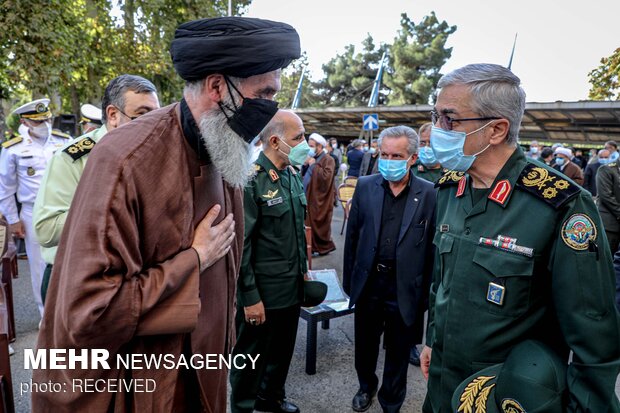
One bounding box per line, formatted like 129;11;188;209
421;64;620;412
230;110;325;413
33;75;159;304
0;98;70;316
412;122;443;184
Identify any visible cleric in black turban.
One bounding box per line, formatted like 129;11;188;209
170;16;301;81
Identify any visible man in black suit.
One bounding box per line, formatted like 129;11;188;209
343;125;436;412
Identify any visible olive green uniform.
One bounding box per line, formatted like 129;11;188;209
230;152;307;413
412;162;443;184
423;148;620;412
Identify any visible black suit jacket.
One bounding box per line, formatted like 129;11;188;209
343;172;436;326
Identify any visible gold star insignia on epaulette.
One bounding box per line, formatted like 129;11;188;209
254;164;261;172
63;137;96;161
516;163;580;209
262;189;279;199
435;170;465;187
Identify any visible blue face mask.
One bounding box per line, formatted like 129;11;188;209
610;151;619;162
369;147;376;154
418;146;437;166
378;156;411;182
430;122;493;172
308;147;317;157
555;157;565;166
599;158;610;165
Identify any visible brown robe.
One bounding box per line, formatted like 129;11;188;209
305;152;336;254
32;103;243;413
561;160;585;186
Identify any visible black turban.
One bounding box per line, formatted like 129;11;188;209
170;17;301;81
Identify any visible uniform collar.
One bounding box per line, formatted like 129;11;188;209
458;147;526;213
89;125;108;143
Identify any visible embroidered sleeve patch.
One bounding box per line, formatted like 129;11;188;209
435;170;465;188
516;163;580;208
561;213;597;251
62;138;96;161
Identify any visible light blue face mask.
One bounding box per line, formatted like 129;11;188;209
369;147;376;154
430;122;493;172
378;156;412;182
599;158;610;165
610;151;619;162
555;157;565;166
279;138;311;167
418;146;437;166
308;147;317;157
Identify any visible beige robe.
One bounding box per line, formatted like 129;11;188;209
32;103;243;413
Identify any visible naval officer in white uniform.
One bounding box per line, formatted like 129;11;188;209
0;98;70;316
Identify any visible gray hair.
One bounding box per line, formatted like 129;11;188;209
437;63;526;145
184;75;243;103
418;122;433;136
101;74;157;123
378;125;419;156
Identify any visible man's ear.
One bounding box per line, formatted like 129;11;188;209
105;105;119;129
205;75;226;103
269;135;280;150
489;119;510;145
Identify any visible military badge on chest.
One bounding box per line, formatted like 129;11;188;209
487;280;506;306
263;189;283;206
561;213;596;251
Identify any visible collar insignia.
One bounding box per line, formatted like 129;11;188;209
456;176;466;197
488;179;512;206
268;169;279;182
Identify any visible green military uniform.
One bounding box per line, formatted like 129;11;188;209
423;148;620;412
412;161;443;184
33;125;107;302
230;151;307;413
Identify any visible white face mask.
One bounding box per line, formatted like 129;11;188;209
30;121;51;138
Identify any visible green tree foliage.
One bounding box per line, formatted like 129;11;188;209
588;48;620;100
385;12;456;105
315;35;389;107
0;0;250;116
310;12;455;108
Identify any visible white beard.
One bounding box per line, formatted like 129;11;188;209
199;108;254;188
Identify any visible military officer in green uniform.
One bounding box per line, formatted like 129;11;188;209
421;64;620;412
230;110;321;413
412;122;444;184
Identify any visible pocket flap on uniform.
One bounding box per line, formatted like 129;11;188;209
260;201;288;217
473;247;534;277
434;232;454;254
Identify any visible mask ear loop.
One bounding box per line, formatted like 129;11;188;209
468;120;496;157
218;75;244;119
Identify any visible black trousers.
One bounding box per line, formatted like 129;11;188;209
229;303;300;413
354;270;414;413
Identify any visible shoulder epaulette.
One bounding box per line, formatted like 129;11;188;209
62;137;96;161
52;129;71;139
1;136;22;148
607;162;617;168
435;170;465;188
516;163;580;209
253;163;264;172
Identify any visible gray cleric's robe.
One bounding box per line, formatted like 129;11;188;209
32;103;243;413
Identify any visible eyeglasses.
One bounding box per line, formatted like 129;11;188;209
431;110;500;131
113;106;138;121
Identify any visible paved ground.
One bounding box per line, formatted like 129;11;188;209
6;204;620;412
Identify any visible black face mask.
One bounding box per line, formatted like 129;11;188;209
218;76;279;143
